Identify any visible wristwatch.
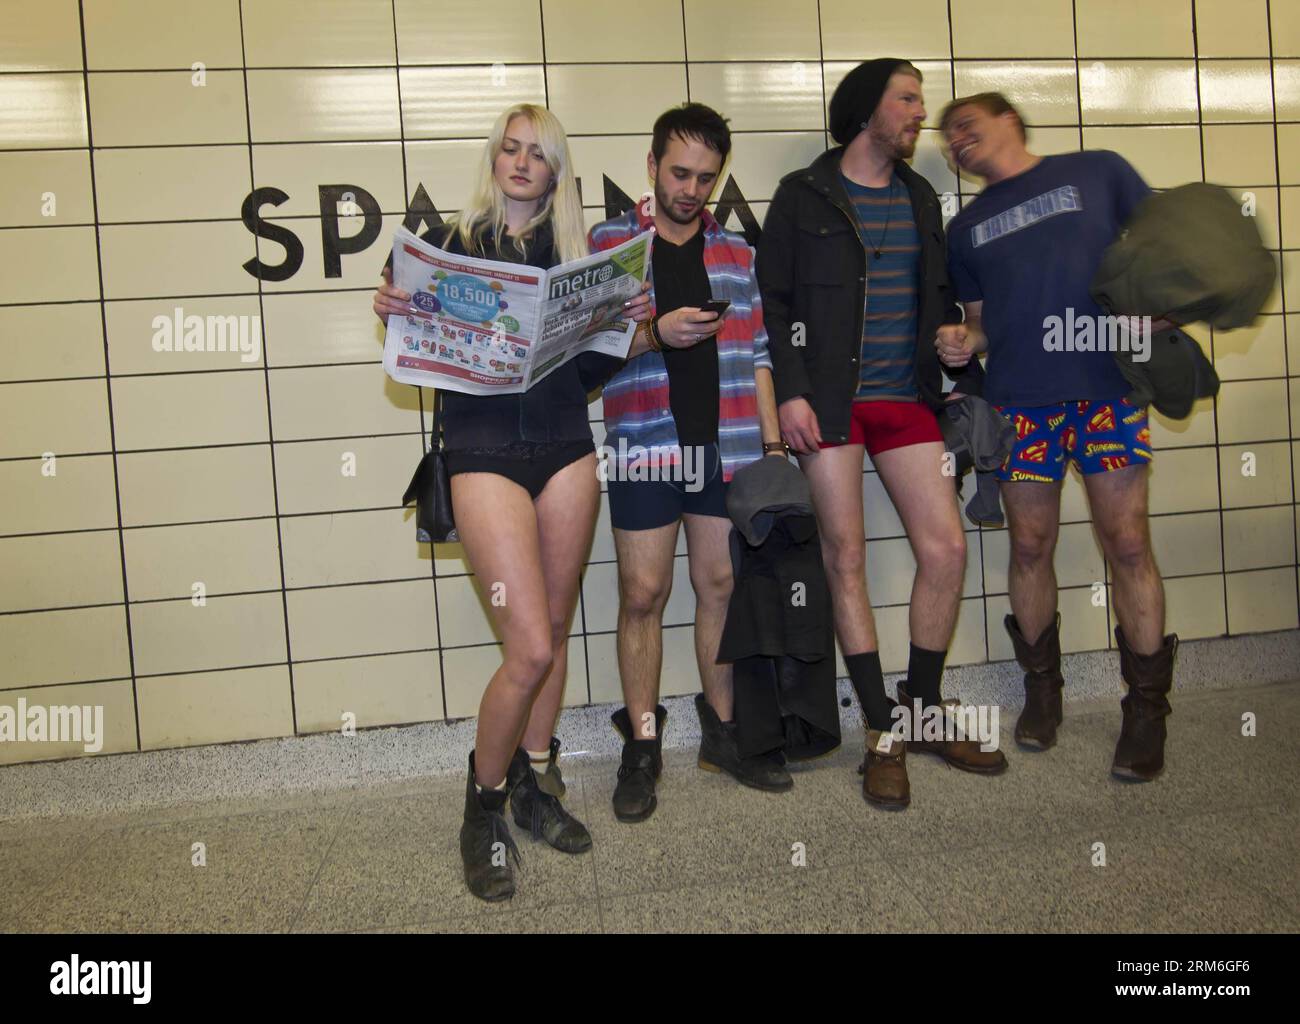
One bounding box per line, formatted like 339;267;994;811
763;441;789;455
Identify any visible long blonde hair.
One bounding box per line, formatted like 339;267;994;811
451;104;587;264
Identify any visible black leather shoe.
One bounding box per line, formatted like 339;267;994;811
507;742;592;854
611;705;666;823
460;751;520;902
695;694;793;792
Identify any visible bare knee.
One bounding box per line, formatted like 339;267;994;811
620;574;671;620
917;528;967;582
822;531;866;582
690;562;733;609
502;631;554;693
1010;526;1056;569
1102;526;1153;574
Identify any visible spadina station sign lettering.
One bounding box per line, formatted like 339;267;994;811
239;175;763;281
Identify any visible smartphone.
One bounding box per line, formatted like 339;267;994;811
699;299;731;317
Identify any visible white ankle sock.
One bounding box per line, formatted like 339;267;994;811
526;748;551;772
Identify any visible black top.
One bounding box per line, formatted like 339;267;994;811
652;226;720;446
391;222;625;450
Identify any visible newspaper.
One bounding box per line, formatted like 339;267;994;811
382;226;651;395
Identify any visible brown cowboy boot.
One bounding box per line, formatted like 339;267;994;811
1005;613;1065;750
896;684;1008;774
858;729;910;809
1112;626;1177;781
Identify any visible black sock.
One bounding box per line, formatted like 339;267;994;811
906;643;948;709
845;651;893;731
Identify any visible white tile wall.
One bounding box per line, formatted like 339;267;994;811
1;0;1295;764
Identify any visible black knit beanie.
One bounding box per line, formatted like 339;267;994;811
828;58;913;145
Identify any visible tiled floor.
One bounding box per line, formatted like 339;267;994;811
2;680;1297;933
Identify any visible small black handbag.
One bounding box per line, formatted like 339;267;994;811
401;390;458;543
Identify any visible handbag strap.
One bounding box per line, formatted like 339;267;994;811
430;389;444;452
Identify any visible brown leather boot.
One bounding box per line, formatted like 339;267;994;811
1005;614;1065;750
1112;626;1177;781
858;729;910;809
895;684;1008;774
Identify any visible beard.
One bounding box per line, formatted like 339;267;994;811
654;179;700;225
869;118;918;160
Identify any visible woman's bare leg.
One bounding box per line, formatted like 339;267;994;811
452;471;554;788
521;453;600;751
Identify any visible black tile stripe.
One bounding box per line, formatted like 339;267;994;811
236;0;297;735
1265;0;1300;615
1190;0;1234;635
71;0;140;750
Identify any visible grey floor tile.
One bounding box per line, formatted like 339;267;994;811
0;785;362;845
0;733;362;824
6;805;349;933
0;832;97;931
1161;805;1300;921
888;817;1297;933
819;722;1125;860
3;680;1295;933
1048;706;1299;823
363;899;602;934
600;860;937;933
584;746;877;900
293;776;599;932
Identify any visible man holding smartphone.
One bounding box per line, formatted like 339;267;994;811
588;103;789;823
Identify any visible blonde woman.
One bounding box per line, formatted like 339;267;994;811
374;104;654;901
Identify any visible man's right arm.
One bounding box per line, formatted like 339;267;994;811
937;220;989;368
755;184;813;405
962;301;989;354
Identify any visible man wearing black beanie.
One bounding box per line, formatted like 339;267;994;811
827;58;913;148
756;60;1006;811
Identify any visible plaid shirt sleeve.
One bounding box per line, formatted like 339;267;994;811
746;246;772;373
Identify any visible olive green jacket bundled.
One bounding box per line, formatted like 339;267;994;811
1091;182;1276;418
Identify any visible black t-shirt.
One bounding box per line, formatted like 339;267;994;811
652;227;720;446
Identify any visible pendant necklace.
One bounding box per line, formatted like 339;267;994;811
862;178;896;260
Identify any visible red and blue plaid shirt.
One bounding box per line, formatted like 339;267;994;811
587;206;771;483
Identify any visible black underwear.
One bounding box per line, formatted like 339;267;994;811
444;439;595;500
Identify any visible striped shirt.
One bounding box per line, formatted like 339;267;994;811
844;174;919;400
588;206;772;483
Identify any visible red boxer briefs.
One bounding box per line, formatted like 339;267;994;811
818;399;943;456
